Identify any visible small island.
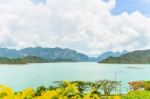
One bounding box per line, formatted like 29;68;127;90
0;56;48;64
0;56;78;64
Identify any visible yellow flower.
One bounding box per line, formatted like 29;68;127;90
37;90;59;99
21;88;34;99
114;96;121;99
3;87;13;95
108;96;113;99
0;85;14;98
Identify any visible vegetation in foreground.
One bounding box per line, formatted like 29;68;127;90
0;80;121;99
1;80;150;99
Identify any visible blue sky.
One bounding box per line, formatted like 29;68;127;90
32;0;150;16
32;0;47;5
111;0;150;16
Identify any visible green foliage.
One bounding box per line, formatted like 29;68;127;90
35;86;47;96
0;56;48;64
143;81;150;90
51;80;120;97
122;90;150;99
100;50;150;64
122;80;150;99
22;56;48;63
0;57;27;64
72;81;90;95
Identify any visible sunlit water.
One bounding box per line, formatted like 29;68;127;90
0;62;150;93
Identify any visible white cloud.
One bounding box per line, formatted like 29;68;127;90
143;0;150;3
0;0;150;56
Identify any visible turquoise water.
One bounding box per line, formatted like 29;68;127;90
0;62;150;93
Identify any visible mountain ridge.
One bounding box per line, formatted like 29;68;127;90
99;49;150;64
0;47;128;62
97;50;127;61
0;47;89;62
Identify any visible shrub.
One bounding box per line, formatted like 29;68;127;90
128;81;143;90
143;81;150;90
0;80;123;99
123;90;150;99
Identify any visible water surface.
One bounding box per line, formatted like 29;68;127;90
0;62;150;93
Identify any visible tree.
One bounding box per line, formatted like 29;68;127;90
97;80;121;95
35;86;47;96
72;81;89;95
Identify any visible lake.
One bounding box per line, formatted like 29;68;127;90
0;62;150;93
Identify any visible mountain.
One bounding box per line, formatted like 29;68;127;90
97;51;127;61
0;48;21;58
99;50;150;64
0;47;89;62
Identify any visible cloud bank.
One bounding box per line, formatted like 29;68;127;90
0;0;150;56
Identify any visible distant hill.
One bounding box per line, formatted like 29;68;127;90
99;50;150;64
0;57;27;64
22;56;48;63
0;47;89;62
95;51;127;62
0;56;48;64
